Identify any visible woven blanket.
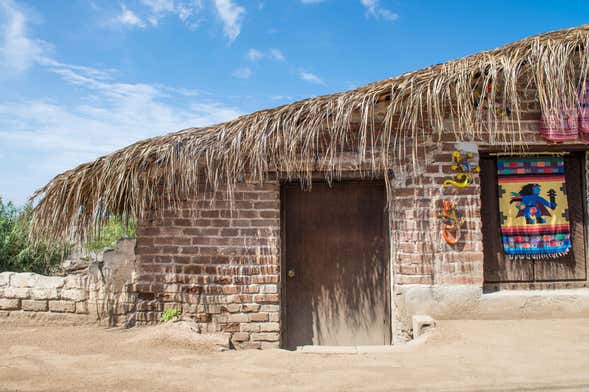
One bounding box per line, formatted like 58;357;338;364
497;157;571;259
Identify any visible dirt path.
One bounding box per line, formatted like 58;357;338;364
1;319;589;391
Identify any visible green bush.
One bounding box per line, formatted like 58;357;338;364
0;198;136;274
161;308;182;322
0;199;66;274
86;218;136;252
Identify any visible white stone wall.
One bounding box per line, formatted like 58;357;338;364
0;239;137;326
0;272;88;315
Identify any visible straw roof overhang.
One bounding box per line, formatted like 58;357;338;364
31;24;589;242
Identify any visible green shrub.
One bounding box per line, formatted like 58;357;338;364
86;218;136;252
0;198;136;274
161;308;182;322
0;199;67;274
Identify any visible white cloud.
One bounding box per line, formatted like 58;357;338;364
0;62;242;201
360;0;398;22
212;0;245;42
140;0;176;14
139;0;202;27
0;0;243;203
270;95;293;101
116;4;146;28
39;57;116;80
102;1;240;35
269;48;285;61
156;84;203;97
360;0;376;13
299;71;325;85
176;3;194;21
247;48;263;61
246;48;285;62
109;1;203;29
0;0;50;73
375;8;398;21
232;67;252;79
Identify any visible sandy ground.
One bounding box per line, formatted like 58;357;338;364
1;319;589;392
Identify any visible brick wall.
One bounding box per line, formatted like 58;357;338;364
135;182;281;349
388;84;577;288
133;84;589;345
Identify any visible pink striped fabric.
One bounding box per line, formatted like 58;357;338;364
579;81;589;142
540;107;578;142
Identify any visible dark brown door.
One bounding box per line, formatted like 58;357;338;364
481;153;587;283
282;182;390;348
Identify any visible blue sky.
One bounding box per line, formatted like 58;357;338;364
0;0;588;205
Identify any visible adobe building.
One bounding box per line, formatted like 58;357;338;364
13;25;589;349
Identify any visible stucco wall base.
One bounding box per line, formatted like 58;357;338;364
394;285;589;342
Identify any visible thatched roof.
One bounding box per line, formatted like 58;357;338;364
31;24;589;242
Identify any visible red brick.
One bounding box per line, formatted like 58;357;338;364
222;323;241;332
250;313;269;322
254;294;279;303
220;228;239;236
222;286;240;294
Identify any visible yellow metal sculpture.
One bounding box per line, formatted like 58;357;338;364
442;150;480;188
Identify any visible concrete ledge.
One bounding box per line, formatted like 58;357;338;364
479;289;589;319
398;285;589;321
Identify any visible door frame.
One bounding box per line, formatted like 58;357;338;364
279;179;392;348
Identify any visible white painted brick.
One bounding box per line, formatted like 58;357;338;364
3;287;31;299
10;273;37;288
250;332;280;342
227;314;248;323
48;301;75;313
259;322;280;332
60;288;86;302
64;275;85;289
31;288;59;300
10;273;64;289
21;300;48;312
260;304;279;312
0;298;20;310
240;323;261;333
0;272;12;287
260;284;278;294
35;275;65;289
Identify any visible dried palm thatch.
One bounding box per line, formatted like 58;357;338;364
31;25;589;242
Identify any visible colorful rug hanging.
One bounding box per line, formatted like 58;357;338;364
497;157;571;259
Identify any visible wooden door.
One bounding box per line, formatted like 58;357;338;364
282;182;390;348
481;153;587;283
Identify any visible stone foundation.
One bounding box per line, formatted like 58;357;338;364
0;272;85;311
